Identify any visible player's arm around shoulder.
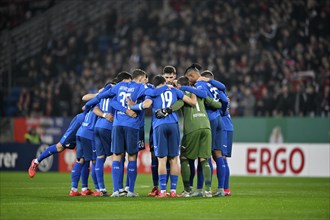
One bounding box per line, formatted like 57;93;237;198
204;97;222;109
129;96;153;111
82;92;99;101
171;99;184;111
142;98;153;109
82;85;110;102
179;89;196;107
93;106;113;122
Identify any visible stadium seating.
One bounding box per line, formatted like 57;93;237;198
1;0;329;117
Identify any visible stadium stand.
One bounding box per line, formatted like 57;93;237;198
1;0;329;117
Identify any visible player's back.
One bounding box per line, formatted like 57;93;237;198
137;83;154;128
95;98;114;130
113;81;146;129
77;110;97;139
151;87;183;129
64;113;85;135
195;81;220;121
60;113;85;144
181;92;211;135
219;91;233;131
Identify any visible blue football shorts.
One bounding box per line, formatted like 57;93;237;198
111;126;139;155
60;130;76;149
76;136;93;161
94;127;112;157
153;123;180;158
221;130;233;157
210;116;222;151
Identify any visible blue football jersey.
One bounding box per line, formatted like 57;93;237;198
219;90;233;131
111;81;146;129
136;83;154;128
221;114;234;131
195;81;221;120
148;87;184;129
205;79;233;131
77;110;97;140
66;113;85;135
60;113;85;145
94;97;115;130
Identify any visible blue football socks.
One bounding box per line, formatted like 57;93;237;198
125;171;130;188
208;158;214;184
91;161;99;191
81;161;90;189
119;157;125;190
224;158;230;189
189;159;195;188
127;161;137;192
166;161;170;184
95;157;105;190
170;175;178;191
215;157;225;189
197;158;214;189
71;162;83;188
151;156;159;187
37;144;58;163
159;174;167;191
112;160;121;192
197;160;204;189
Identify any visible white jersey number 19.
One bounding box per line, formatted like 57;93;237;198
161;91;173;109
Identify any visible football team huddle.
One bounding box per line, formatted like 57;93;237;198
28;63;234;198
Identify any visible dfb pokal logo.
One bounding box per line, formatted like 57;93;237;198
36;144;53;172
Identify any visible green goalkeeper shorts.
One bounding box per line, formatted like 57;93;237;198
181;129;212;160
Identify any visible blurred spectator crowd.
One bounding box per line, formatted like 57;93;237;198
0;0;56;31
9;0;330;117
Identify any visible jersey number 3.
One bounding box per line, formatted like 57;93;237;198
119;92;132;107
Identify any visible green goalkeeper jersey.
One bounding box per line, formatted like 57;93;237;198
171;91;222;135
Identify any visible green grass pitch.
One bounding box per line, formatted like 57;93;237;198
0;172;329;220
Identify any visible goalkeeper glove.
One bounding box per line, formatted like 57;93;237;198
155;107;173;119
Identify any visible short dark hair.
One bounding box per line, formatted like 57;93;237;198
177;76;190;86
132;69;147;79
184;63;202;75
201;70;214;78
112;78;119;84
153;75;166;87
104;81;113;87
116;71;132;82
163;65;176;74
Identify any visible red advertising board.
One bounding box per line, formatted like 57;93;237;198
13;118;29;142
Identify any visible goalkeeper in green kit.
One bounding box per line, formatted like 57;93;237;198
155;76;222;197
